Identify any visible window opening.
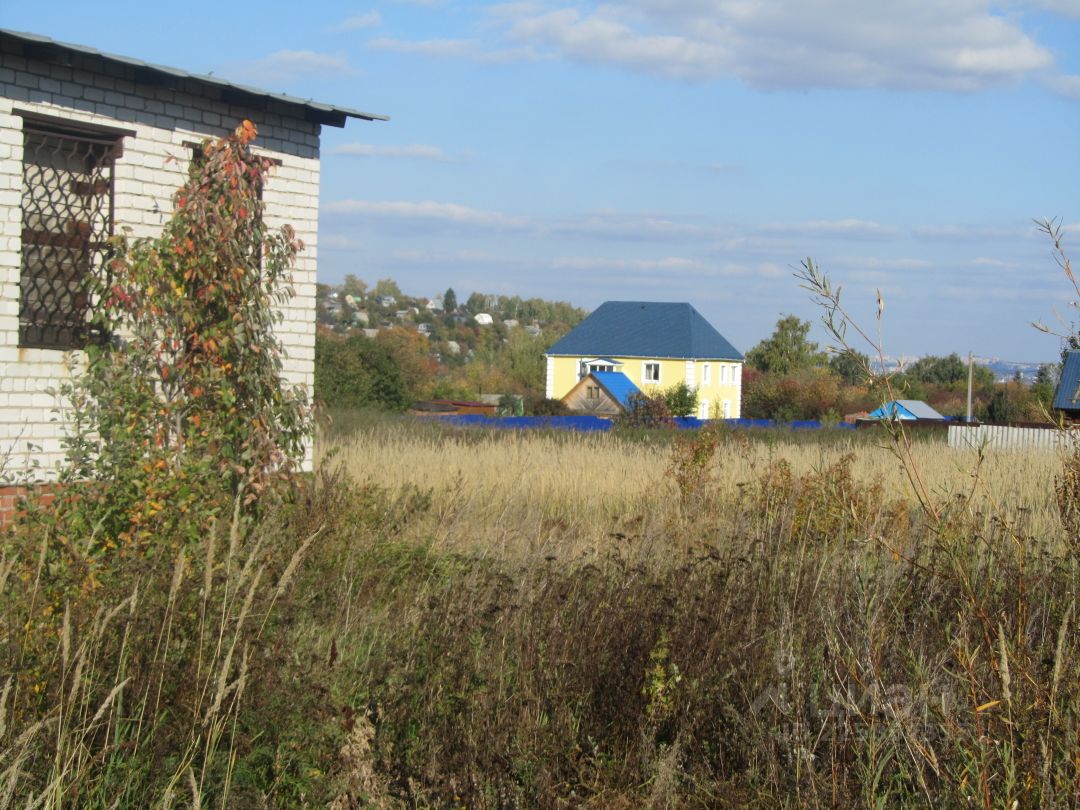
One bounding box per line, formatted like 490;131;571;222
643;362;660;384
19;121;121;349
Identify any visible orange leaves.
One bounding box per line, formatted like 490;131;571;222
236;119;258;144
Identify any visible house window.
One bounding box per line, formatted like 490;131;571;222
702;363;711;385
589;363;614;374
586;385;600;400
643;362;661;385
699;399;709;419
19;118;124;349
722;400;731;418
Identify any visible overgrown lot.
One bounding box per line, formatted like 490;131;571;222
4;417;1076;807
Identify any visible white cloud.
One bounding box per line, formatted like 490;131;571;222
756;219;900;240
912;223;1027;241
1016;0;1080;17
506;7;731;81
550;255;703;271
335;10;382;31
331;142;449;160
552;212;718;241
471;1;1054;90
323;199;529;229
1045;73;1080;100
830;255;933;271
367;37;541;63
226;50;359;83
389;249;501;263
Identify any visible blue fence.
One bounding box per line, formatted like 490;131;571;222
434;415;856;432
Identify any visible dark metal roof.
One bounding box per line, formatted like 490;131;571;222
591;372;641;409
1053;351;1080;411
546;301;743;361
1;29;388;127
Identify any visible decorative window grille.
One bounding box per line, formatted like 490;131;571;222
19;120;121;350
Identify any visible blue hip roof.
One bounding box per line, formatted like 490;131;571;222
547;301;742;360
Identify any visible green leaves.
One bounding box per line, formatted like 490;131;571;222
61;121;312;549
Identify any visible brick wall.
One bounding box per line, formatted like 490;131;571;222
0;42;321;479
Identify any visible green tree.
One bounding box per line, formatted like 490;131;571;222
1032;363;1056;407
465;291;488;315
907;353;993;388
314;332;410;411
663;381;698;418
829;349;870;386
374;278;402;299
443;287;458;313
745;315;826;375
984;386;1021;423
342;274;368;298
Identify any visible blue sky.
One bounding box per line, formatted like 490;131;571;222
7;1;1080;361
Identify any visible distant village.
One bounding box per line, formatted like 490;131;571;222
315;276;1063;430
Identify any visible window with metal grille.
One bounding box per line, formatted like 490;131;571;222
19;118;123;350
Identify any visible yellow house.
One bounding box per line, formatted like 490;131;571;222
545;301;744;419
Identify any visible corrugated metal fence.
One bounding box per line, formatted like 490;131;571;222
947;424;1076;452
436;415;853;432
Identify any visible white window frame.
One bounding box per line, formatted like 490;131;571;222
702;362;711;385
699;399;709;419
722;399;731;418
642;361;661;385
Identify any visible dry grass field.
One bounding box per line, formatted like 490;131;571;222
321;422;1064;559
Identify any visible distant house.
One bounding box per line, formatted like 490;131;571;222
425;296;443;312
0;29;385;478
474;313;494;326
1053;351;1080;420
545;301;744;419
378;295;397;308
562;371;641;417
867;400;946;420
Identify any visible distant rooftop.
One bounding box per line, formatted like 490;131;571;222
1053;351;1080;412
591;371;641;409
868;400;946;420
1;28;388;128
546;301;742;361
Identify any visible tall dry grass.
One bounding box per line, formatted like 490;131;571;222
321;422;1063;559
3;417;1075;807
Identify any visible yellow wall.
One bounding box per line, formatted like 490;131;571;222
547;355;742;418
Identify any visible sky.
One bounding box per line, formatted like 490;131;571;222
6;1;1080;362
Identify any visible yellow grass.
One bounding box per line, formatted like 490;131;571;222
319;425;1063;558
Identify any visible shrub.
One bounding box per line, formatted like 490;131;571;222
58;120;311;549
614;391;675;429
314;331;411;412
662;380;698;418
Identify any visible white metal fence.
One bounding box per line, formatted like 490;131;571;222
947;424;1077;452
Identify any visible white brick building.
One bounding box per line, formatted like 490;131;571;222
0;30;385;480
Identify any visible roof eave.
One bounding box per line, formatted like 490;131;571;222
1;28;389;128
